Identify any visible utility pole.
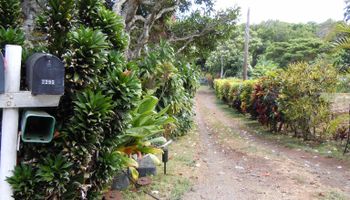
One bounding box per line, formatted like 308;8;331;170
220;56;224;78
243;8;250;80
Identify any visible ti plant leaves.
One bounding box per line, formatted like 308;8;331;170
0;0;22;29
7;164;41;200
0;27;24;49
64;26;109;91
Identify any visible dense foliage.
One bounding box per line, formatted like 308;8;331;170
214;62;339;142
0;0;22;29
207;20;337;77
171;8;240;59
138;42;200;137
265;38;328;67
108;0;239;59
278;62;337;140
0;0;24;49
2;0;199;199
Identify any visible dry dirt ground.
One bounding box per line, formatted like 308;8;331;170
183;87;350;200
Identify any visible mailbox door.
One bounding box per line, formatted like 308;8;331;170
27;53;64;95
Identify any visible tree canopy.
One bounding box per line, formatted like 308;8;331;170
206;19;339;77
110;0;240;59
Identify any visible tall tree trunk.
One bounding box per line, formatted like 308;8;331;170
220;56;224;78
243;8;250;80
21;0;41;39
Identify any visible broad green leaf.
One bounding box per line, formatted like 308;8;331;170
129;167;139;180
137;96;158;114
148;137;167;145
147;154;161;165
137;146;163;155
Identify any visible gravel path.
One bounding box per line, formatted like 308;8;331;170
183;87;350;200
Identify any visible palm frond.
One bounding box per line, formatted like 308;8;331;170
333;23;350;50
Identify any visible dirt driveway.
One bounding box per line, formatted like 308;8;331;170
183;87;350;200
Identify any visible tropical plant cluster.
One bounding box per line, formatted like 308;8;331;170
214;62;348;143
137;41;200;137
1;0;199;199
0;0;24;49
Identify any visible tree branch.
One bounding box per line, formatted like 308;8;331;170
131;15;147;24
155;5;178;21
140;0;155;6
128;1;179;58
170;23;217;54
169;32;204;42
176;38;193;54
122;0;141;31
113;0;128;15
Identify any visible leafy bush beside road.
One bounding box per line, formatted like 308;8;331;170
214;62;341;142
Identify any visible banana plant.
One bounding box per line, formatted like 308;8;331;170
117;96;174;154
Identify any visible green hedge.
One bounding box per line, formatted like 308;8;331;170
214;62;339;141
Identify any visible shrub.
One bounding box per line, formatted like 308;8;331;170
6;164;39;200
0;0;22;29
64;27;109;91
138;42;199;138
326;114;349;142
213;79;225;99
174;62;200;136
278;62;337;140
214;77;281;127
214;61;338;141
222;81;234;102
9;1;142;199
36;0;75;56
213;78;240;101
227;80;242;108
0;27;25;49
0;0;24;49
6;1;198;198
93;7;128;50
239;80;257;113
251;71;284;131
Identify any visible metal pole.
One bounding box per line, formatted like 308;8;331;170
243;8;250;80
0;45;22;200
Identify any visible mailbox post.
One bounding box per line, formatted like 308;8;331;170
0;45;64;200
0;45;22;200
0;53;4;94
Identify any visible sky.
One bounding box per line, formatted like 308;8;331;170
215;0;346;24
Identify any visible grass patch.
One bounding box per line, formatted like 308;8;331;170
121;127;200;200
174;153;196;167
121;173;192;200
320;190;348;200
170;179;191;200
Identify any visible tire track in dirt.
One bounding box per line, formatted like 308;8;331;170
183;88;350;200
